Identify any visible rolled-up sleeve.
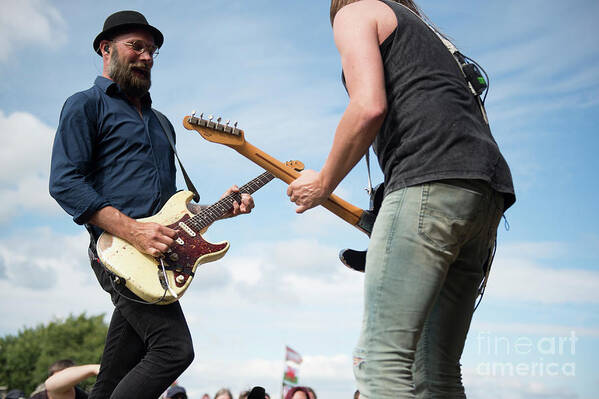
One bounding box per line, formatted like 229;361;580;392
49;92;110;224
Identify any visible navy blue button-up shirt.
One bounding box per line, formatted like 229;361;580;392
50;76;177;240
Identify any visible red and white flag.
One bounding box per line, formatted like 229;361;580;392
285;345;303;364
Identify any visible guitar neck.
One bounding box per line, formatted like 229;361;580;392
191;171;274;230
228;141;366;233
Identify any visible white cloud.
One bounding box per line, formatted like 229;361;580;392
183;353;355;399
0;110;61;221
159;236;364;396
0;110;54;182
288;196;372;240
182;236;363;311
0;0;67;61
463;369;580;399
487;246;599;304
471;321;599;339
230;257;263;285
301;354;353;380
499;241;569;260
188;357;282;393
0;228;112;335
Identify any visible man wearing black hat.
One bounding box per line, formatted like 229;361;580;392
50;10;253;399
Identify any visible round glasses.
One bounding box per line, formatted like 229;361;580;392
113;40;159;58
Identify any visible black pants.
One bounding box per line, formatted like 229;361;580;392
88;248;195;399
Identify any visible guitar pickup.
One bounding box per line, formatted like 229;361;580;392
178;221;196;237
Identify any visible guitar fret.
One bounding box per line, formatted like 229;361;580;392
188;171;274;232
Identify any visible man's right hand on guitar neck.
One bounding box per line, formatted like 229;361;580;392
89;206;178;257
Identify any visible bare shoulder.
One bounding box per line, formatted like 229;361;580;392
334;1;377;34
337;0;393;18
334;0;397;43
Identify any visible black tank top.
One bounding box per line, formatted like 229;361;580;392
366;0;515;209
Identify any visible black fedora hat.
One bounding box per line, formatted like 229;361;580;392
93;10;163;55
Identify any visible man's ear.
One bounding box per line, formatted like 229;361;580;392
100;40;111;57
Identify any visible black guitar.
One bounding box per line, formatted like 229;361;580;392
338;183;385;272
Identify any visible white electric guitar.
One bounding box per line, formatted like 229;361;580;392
96;161;304;305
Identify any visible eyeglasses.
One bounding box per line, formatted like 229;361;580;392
113;40;159;58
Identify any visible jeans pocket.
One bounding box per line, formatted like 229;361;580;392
418;182;484;250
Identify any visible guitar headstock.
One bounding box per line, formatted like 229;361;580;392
183;112;246;146
285;160;305;172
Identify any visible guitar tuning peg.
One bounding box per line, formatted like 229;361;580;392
217;117;222;124
199;112;204;119
208;115;214;121
191;110;196;118
234;121;238;128
225;119;230;126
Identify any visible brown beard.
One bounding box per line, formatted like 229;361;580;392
107;46;152;98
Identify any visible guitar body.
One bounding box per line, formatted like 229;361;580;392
96;190;229;304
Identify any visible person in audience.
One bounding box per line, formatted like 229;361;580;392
166;385;187;399
214;388;233;399
284;387;310;399
30;359;100;399
6;389;26;399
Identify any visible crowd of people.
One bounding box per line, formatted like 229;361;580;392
3;360;335;399
161;383;323;399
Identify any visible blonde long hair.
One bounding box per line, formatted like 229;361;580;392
330;0;423;25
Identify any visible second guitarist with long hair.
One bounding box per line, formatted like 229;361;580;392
287;1;515;397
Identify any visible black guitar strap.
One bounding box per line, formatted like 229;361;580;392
152;109;200;202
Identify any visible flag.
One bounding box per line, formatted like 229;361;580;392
285;345;303;364
283;364;299;385
282;346;302;393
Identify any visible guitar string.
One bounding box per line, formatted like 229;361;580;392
189;172;272;229
185;172;274;231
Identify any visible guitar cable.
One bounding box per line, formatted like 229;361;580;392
109;271;169;305
474;236;497;311
159;257;180;300
89;238;171;305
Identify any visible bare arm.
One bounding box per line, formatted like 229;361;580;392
92;185;253;256
89;206;177;257
45;364;100;399
287;2;388;212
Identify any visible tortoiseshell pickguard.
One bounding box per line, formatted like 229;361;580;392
164;214;227;287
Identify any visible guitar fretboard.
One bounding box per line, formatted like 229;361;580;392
185;171;274;231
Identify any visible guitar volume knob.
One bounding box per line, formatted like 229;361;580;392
169;253;179;261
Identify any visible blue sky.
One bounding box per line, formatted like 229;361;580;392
1;0;598;398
